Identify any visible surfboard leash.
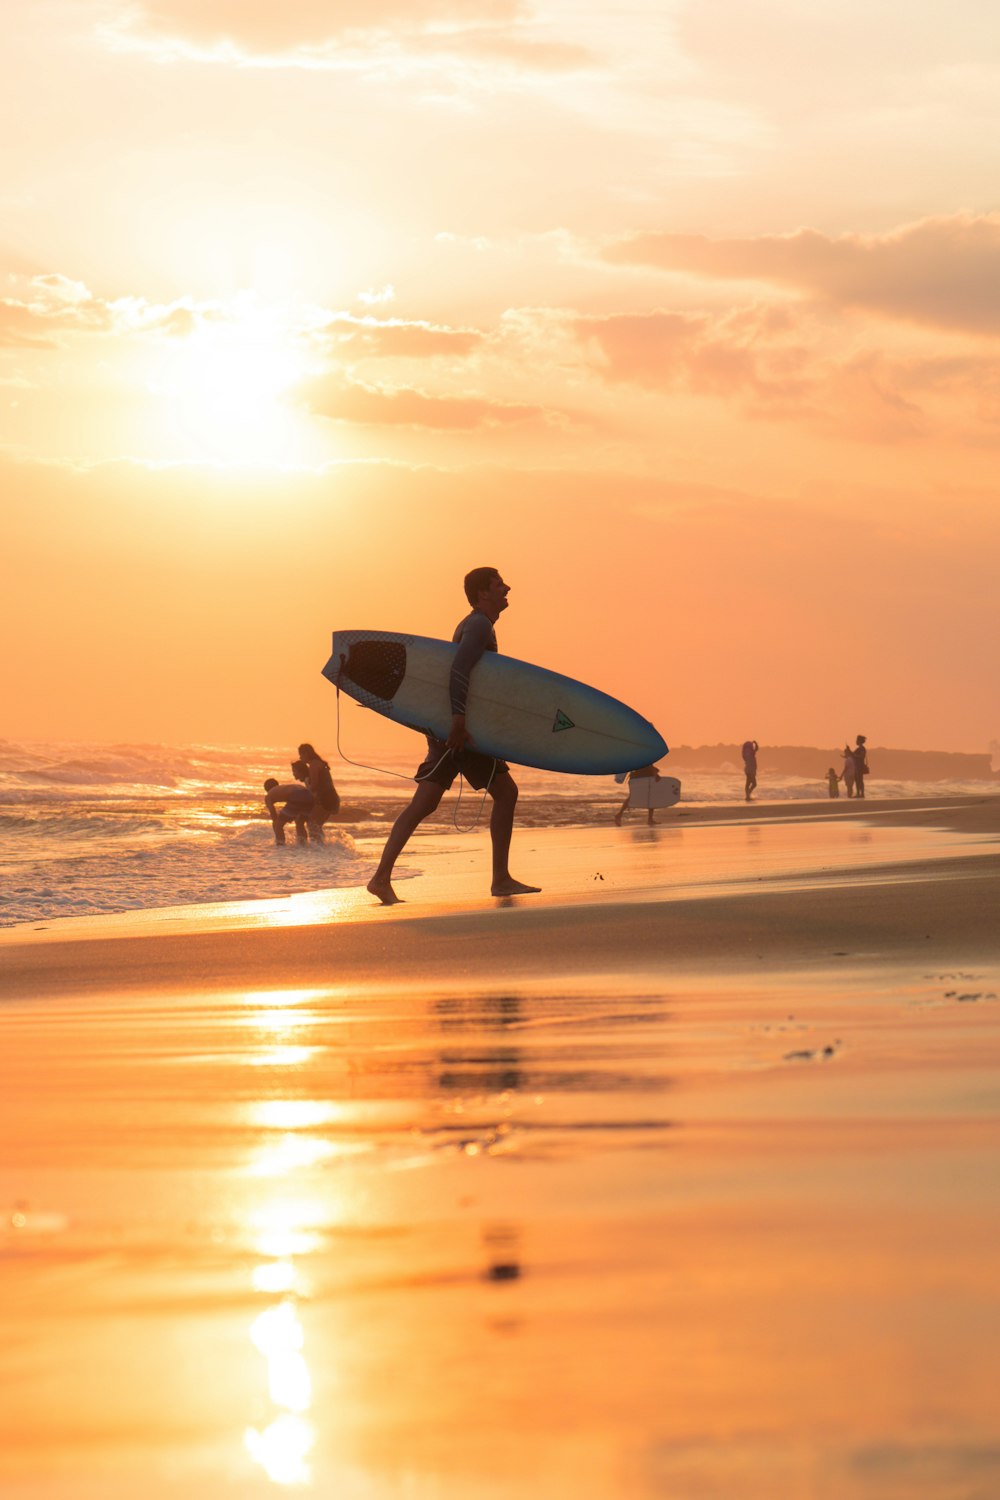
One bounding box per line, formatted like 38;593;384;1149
332;672;495;831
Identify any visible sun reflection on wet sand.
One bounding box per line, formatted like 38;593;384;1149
250;1046;318;1067
243;989;330;1013
244;1160;325;1484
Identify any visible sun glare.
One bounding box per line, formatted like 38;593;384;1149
148;300;313;466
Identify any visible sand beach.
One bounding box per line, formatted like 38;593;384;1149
2;795;999;1499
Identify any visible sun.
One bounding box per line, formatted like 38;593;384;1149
148;300;314;466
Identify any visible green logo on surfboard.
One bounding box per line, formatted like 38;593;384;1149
552;710;575;732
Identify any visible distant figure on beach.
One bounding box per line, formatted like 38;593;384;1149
367;567;540;905
853;735;869;799
297;743;339;843
615;764;663;826
742;740;759;801
841;744;856;798
826;767;840;799
264;762;314;845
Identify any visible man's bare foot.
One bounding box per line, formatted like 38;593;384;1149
491;877;541;897
613;814;622;825
367;876;402;905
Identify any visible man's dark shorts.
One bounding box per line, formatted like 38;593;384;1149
415;739;509;791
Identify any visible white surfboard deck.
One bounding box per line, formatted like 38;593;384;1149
627;775;681;810
324;629;668;776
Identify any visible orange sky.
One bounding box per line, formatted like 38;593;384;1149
3;0;999;754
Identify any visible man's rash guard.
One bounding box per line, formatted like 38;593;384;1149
448;610;497;714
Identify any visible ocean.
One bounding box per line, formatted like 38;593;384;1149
2;738;997;929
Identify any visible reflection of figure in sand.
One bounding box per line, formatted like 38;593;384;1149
742;739;759;801
435;992;523;1094
367;568;541;905
614;764;664;827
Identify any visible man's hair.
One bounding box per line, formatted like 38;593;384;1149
264;778;278;791
464;567;500;606
291;759;308;778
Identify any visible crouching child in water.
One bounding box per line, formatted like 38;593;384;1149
264;760;315;845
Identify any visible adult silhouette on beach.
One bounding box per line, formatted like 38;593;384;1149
297;742;339;843
853;735;870;799
367;568;541;905
841;744;856;798
742;739;759;801
614;763;664;826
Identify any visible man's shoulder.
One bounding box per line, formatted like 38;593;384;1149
453;609;496;644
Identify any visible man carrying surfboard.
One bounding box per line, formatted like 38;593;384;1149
366;568;541;904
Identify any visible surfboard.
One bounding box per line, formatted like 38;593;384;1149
323;629;668;776
627;775;681;810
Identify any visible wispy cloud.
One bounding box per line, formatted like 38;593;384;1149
99;0;594;74
605;214;1000;336
575;305;810;401
571;305;1000;444
297;371;542;428
322;315;484;359
0;274;223;347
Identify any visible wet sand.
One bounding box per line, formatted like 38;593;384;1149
2;797;999;1498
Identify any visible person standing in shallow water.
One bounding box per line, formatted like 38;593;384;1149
367;568;541;905
297;742;339;843
742;739;759;801
841;744;856;798
853;735;870;799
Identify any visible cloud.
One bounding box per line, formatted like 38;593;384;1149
605;215;1000;335
101;0;596;73
1;275;111;346
0;275;229;347
115;0;523;53
323;315;484;359
572;306;955;444
575;306;811;401
298;372;541;428
405;25;593;71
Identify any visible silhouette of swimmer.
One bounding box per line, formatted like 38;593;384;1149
841;744;856;797
264;760;314;845
296;742;339;844
853;735;869;798
742;739;759;801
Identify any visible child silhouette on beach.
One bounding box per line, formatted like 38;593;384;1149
264;760;314;845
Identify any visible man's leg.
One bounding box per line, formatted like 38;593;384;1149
487;772;540;897
367;780;445;904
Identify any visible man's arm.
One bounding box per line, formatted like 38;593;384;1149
447;615;493;749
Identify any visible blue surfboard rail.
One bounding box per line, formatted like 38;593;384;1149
324;629;668;775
